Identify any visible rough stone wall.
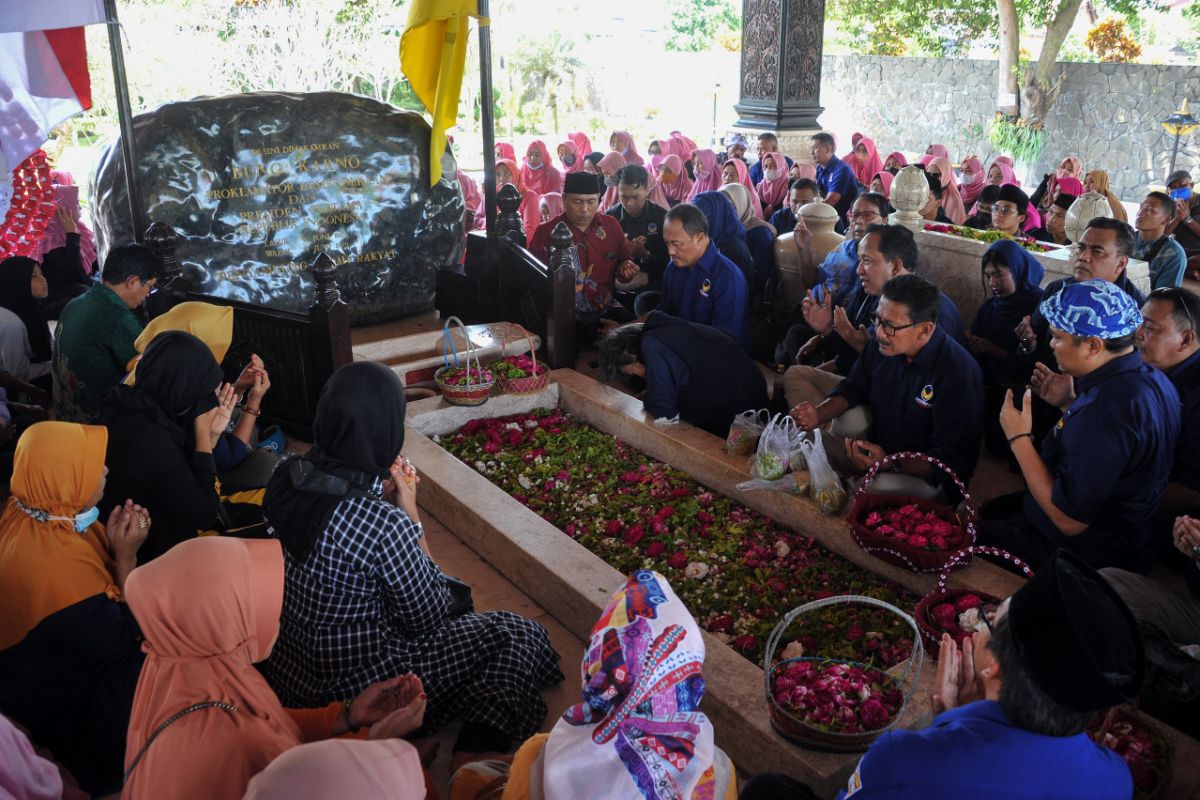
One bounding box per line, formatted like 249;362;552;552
819;55;1200;201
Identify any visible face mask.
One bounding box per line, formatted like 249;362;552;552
527;161;544;171
562;154;576;166
660;171;678;185
604;176;618;188
764;168;780;182
961;171;974;183
72;506;101;532
695;165;709;179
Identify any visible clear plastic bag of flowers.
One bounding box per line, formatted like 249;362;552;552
800;429;846;514
726;408;770;456
749;413;797;481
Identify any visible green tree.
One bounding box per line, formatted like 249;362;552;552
665;0;742;52
508;32;583;133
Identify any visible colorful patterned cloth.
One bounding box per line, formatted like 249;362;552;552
542;571;726;800
1038;279;1142;339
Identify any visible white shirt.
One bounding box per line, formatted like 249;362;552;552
0;306;51;382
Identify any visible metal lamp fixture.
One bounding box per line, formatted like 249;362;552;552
1161;98;1199;181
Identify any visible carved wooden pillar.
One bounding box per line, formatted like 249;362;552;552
545;222;577;368
143;220;183;318
735;0;826;132
495;183;525;243
308;252;354;388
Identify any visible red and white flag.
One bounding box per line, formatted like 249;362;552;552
0;0;105;173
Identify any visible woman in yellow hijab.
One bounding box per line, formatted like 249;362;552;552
0;422;151;796
126;301;282;491
1083;170;1129;222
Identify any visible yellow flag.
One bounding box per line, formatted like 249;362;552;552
400;0;483;186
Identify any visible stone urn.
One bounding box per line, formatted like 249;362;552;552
798;201;844;262
773;233;818;304
1065;191;1113;244
889;165;929;232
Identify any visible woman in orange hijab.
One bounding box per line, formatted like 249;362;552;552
122;536;429;800
0;422;150;797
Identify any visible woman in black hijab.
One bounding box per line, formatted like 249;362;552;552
261;362;564;761
0;257;53;386
100;330;227;562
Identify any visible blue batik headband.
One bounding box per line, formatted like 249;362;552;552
1039;279;1142;339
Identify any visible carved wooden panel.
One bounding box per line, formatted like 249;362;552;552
784;0;825;102
741;0;782;101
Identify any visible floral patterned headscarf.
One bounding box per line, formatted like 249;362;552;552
542;571;726;800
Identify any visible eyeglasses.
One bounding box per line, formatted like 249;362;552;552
1149;288;1197;332
847;211;880;221
872;316;921;336
991;203;1019;216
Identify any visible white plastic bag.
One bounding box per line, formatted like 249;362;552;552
749;413;796;481
799;429;847;514
726;409;770;456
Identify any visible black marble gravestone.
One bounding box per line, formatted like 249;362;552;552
91;91;465;325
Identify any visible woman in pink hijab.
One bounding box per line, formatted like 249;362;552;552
643;169;672;212
35;170;99;317
648;139;672;157
598;151;627;210
958;156;986;207
456;170;481;217
556;141;584;174
755;151;791;218
1054;175;1083;200
37;170;98;274
788;161;817;181
721;157;765;218
869;170;894;200
926;143;950;160
842;132;864;162
1057;155;1083;179
494;142;516;162
668;131;698;162
849;136;884;188
987;159;1021;188
883;151;908;171
688;149;722;199
926;156;967;224
539;192;564;223
608;131;644;166
520;140;562;198
567;131;592;160
657;154;693;205
473;157;540;235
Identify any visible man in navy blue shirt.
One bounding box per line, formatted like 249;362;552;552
791;274;982;499
742;550;1145;800
1136;287;1200;513
811;132;858;230
655;202;750;348
747;132;794;185
985;280;1180;572
782;224;964;412
768;178;818;235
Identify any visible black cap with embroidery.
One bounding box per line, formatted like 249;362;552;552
1007;549;1145;712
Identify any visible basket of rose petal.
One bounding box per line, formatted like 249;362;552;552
764;595;925;752
1089;706;1175;800
846;452;976;573
490;323;550;395
913;546;1034;656
434;316;495;407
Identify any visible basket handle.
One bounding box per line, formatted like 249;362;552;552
499;322;538;366
936;546;1034;592
855;451;975;517
441;316;483;386
763;594;926;711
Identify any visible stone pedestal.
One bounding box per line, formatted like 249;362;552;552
734;0;826;131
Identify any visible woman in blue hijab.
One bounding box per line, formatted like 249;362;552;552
966;239;1046;456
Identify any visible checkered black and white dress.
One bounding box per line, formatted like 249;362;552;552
260;489;563;740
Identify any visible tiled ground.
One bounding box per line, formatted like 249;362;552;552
417;508;583;796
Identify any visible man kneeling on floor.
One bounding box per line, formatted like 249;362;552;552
788;273;982;500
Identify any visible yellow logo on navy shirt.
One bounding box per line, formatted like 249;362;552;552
648;223;658;234
1057;417;1065;430
700;278;712;297
845;766;863;797
914;384;934;408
